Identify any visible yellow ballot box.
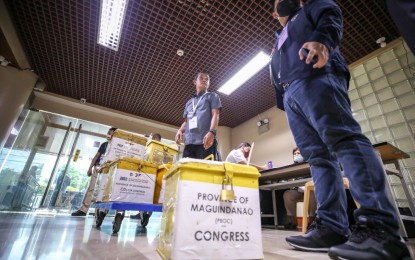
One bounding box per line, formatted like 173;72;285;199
95;163;111;202
144;140;179;165
157;158;263;260
153;163;172;204
102;158;157;203
103;130;147;163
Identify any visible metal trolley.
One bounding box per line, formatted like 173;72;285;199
92;202;163;233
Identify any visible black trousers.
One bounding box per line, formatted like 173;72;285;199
183;140;220;161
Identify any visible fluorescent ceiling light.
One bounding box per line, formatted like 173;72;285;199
218;51;269;95
11;128;19;135
98;0;129;51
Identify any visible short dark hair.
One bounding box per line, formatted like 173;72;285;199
109;127;117;132
194;72;210;81
292;147;300;155
238;142;251;148
152;133;161;141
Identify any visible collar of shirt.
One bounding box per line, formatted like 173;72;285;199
193;90;208;98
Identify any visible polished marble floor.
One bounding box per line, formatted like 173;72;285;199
0;211;414;259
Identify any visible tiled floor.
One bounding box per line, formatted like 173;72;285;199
0;211;414;259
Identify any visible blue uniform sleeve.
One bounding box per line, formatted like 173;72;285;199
182;99;191;119
97;142;107;155
209;92;222;111
182;106;187;119
304;0;343;52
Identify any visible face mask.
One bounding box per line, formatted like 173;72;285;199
106;134;112;140
241;147;250;158
293;155;304;163
277;0;300;18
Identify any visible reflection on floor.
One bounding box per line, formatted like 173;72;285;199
0;212;414;259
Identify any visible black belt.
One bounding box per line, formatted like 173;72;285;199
282;81;293;91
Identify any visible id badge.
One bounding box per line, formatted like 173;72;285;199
187;111;194;119
189;116;198;129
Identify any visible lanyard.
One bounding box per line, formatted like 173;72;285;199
277;24;288;50
192;92;208;112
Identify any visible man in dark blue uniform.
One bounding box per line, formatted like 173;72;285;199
269;0;410;259
175;72;222;160
379;0;415;54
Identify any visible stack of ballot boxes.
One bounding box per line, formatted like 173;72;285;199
103;129;147;163
102;158;157;203
157;158;263;260
144;140;178;165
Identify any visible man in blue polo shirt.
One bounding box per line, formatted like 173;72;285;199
175;72;222;160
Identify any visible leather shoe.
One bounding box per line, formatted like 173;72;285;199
71;210;86;216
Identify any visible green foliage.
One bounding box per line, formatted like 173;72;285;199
34;165;89;194
62;165;89;192
0;168;18;185
66;186;78;192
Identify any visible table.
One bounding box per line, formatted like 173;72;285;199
260;162;311;181
373;142;414;238
259;142;414;236
259;163;311;228
373;142;410;163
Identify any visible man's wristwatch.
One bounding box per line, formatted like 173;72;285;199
209;129;217;136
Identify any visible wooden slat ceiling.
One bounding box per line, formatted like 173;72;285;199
4;0;400;128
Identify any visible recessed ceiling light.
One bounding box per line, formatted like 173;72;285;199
218;51;269;95
98;0;129;51
376;37;386;44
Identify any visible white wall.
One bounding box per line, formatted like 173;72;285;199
230;106;296;167
348;39;415;203
31;91;179;141
0;66;38;151
217;126;232;160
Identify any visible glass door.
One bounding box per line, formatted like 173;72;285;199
0;109;109;213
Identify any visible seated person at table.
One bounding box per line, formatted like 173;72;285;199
225;142;268;170
283;147;316;230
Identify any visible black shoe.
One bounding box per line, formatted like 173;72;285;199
286;218;348;252
130;213;141;220
284;222;297;230
328;217;411;260
112;212;124;233
140;212;152;227
71;210;87;216
95;210;106;228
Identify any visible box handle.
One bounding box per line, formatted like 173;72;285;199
203;154;215;161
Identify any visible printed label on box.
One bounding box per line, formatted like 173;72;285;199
105;137;146;162
172;180;263;259
109;169;155;203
